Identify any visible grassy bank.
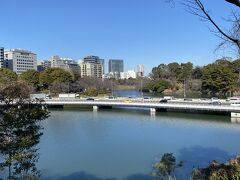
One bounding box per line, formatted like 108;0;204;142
116;85;136;90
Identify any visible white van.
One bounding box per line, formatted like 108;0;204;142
163;96;173;100
231;101;240;106
228;97;240;102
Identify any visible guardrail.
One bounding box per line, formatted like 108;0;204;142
44;99;240;113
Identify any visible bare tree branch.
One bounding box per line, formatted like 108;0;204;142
182;0;240;54
226;0;240;7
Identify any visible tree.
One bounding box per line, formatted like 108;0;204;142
232;58;240;82
0;68;17;85
19;70;40;87
182;0;240;54
145;79;171;93
201;62;237;95
152;153;183;179
178;62;193;81
168;62;181;80
39;68;73;87
192;66;203;79
191;156;240;179
0;81;49;179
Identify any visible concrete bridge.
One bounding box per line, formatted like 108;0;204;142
45;99;240;118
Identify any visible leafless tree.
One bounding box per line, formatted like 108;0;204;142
168;0;240;55
183;0;239;54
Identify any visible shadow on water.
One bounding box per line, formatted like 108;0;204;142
42;171;109;180
175;146;232;179
40;146;233;180
49;106;232;124
42;171;155;180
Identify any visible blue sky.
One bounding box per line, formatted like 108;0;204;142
0;0;238;74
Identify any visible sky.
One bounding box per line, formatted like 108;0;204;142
0;0;239;74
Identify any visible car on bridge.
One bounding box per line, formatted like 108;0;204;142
86;98;95;101
124;100;133;103
209;101;221;105
159;99;168;103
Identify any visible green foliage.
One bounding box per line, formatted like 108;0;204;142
178;62;193;81
0;82;49;179
0;68;17;85
191;156;240;180
201;62;237;95
168;62;181;79
19;70;40;86
83;88;98;96
39;68;73;86
152;153;183;179
145;80;171;93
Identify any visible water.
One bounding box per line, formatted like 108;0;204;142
38;108;240;180
2;90;240;179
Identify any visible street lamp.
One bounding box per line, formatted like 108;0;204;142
183;79;186;98
141;79;143;98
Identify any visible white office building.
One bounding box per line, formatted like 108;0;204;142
120;70;137;79
137;64;144;77
4;49;37;74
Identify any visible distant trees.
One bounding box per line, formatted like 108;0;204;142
0;68;18;85
19;69;40;86
147;58;240;97
2;57;240;97
201;61;237;95
39;68;73;87
144;80;171;93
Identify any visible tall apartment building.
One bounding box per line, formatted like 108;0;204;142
83;56;105;73
80;56;104;78
137;64;144;77
51;55;65;68
0;47;4;68
4;49;37;74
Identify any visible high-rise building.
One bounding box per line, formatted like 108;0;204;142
137;64;144;77
108;59;124;73
108;59;124;79
0;47;4;68
83;56;105;73
4;49;37;74
80;55;104;78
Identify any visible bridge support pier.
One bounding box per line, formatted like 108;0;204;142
93;106;98;111
231;112;240;118
150;108;156;116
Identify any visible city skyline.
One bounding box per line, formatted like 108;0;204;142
0;0;239;74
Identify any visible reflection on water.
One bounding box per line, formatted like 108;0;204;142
37;108;240;180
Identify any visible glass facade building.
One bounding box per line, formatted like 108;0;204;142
108;59;124;73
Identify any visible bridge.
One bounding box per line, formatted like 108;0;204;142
44;98;240;118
